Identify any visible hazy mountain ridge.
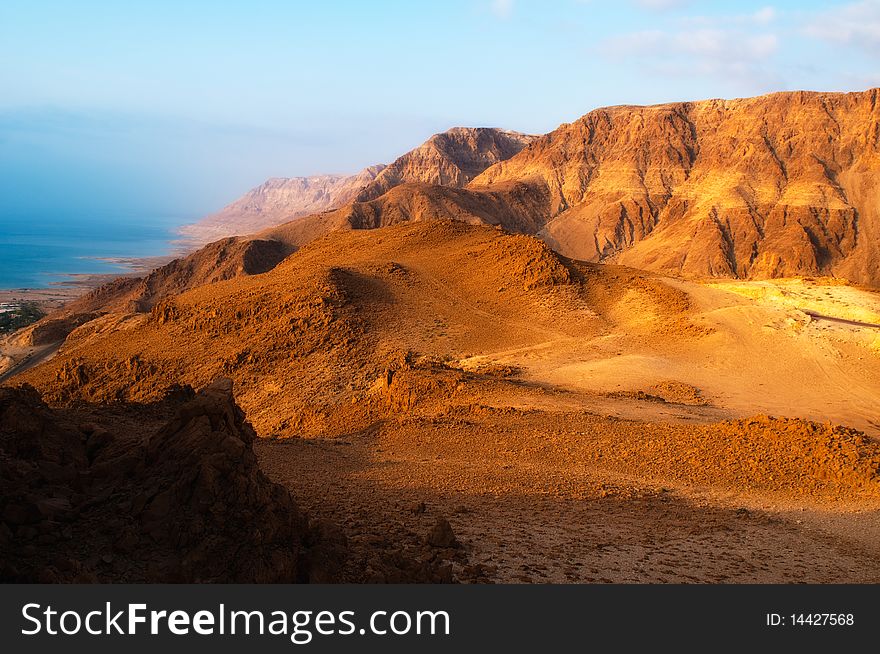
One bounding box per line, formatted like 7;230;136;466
178;127;536;245
176;167;385;245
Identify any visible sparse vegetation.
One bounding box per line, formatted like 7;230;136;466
0;302;44;334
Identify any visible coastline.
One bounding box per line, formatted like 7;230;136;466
0;253;179;381
0;254;179;312
0;224;217;381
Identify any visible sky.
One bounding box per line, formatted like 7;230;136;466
2;0;880;222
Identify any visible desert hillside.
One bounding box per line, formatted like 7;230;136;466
8;220;880;582
17;220;880;438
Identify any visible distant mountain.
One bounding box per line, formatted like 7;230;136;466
178;127;537;245
176;167;384;245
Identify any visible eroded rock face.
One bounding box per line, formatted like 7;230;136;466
0;379;336;582
472;89;880;286
355;128;538;202
177;168;386;246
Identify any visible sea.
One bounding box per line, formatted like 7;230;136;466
0;213;188;290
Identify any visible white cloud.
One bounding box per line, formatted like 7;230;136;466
753;6;776;26
600;22;781;92
634;0;692;9
605;29;778;61
491;0;514;19
681;6;778;28
803;0;880;55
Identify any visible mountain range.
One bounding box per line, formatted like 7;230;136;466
4;88;880;584
174;88;880;293
178;127;537;245
474;89;880;285
17;88;879;349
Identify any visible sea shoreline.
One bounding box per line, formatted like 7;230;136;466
0;252;180;380
0;253;178;312
0;208;201;312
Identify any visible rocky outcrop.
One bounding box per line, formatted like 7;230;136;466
354;127;538;202
0;379;340;582
177;128;536;245
17;313;101;346
472;89;880;286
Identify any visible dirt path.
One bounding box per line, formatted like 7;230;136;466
0;341;62;384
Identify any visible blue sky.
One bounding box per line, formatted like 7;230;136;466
2;0;880;220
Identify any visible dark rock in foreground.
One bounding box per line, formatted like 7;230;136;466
0;378;342;582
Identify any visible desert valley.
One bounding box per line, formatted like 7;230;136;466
2;88;880;583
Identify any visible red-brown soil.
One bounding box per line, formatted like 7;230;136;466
7;220;880;582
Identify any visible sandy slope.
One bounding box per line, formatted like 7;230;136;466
10;222;880;582
458;276;880;436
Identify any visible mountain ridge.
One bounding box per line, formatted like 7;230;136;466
470;88;880;286
178;127;537;245
11;88;880;358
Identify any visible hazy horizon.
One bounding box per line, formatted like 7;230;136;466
3;0;880;220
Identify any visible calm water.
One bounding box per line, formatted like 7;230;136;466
0;213;186;289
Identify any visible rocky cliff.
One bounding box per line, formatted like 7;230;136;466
177;167;385;245
472;89;880;286
354;127;538;202
178;127;536;245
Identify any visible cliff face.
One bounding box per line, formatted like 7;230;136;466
177;167;385;245
354;128;538;202
178;128;536;246
472;89;880;286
